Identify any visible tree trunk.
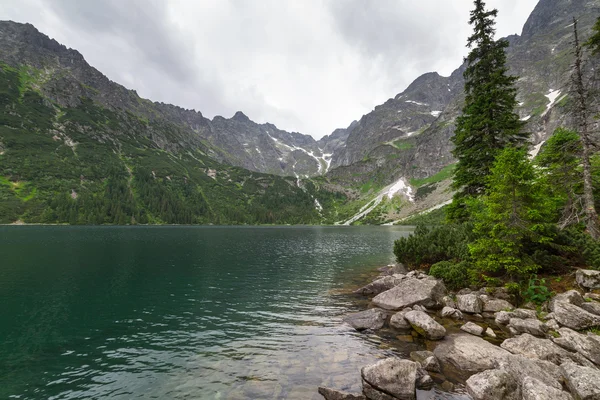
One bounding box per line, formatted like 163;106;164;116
572;18;600;240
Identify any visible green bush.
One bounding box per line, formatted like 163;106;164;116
429;260;473;290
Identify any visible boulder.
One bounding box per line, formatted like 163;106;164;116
415;368;434;390
318;387;366;400
507;318;548;337
550;290;585;312
581;301;600;316
585;293;600;301
461;321;485;336
371;278;446;310
466;369;518;400
441;306;463;320
485;327;497;338
361;358;417;400
495;311;512;325
512;308;538;319
457;294;483;313
494;354;563;390
500;333;581;365
377;264;405;276
404;310;446;340
521;376;574;400
553;302;600;330
343;308;387;331
354;275;404;296
409;350;440;373
553;327;600;366
389;308;412;331
433;334;510;376
545;319;560;331
442;296;456;308
561;362;600;400
483;298;514;313
576;269;600;290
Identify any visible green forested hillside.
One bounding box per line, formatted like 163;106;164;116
0;64;349;225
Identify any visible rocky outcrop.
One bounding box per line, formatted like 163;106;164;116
561;362;600;400
361;358;417;400
343;308;387;331
404;310;446;340
576;269;600;290
371;278;446;311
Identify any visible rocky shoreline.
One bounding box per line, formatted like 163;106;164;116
318;266;600;400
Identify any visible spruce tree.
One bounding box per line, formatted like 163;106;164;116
449;0;526;219
585;17;600;55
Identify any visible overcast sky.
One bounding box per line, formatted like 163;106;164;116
3;0;538;139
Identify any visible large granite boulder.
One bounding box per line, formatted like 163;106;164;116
318;387;366;400
494;354;563;391
354;275;405;296
576;269;600;290
561;362;600;400
521;376;574;400
550;290;585;312
343;308;387;331
500;333;581;365
404;310;446;340
553;327;600;366
433;334;510;376
361;358;417;400
466;369;519;400
553;302;600;330
456;294;483;314
507;318;548;337
371;278;446;311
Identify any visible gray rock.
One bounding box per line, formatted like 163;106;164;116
576;269;600;290
512;308;538;319
318;387;366;400
550;290;585;312
585;293;600;301
354;275;404;296
412;304;427;312
433;334;510;376
441;306;463;320
561;362;600;400
371;277;446;311
361;358;417;400
483;298;515;313
466;369;518;400
545;319;560;331
495;311;512;325
362;380;396;400
500;333;581;365
376;264;405;276
457;294;483;314
343;308;387;331
553;302;600;330
553;327;600;366
521;376;574;400
404;310;446;340
409;350;440;372
415;367;434;390
461;321;485;336
494;354;563;390
507;318;548;337
442;296;456;308
581;301;600;316
389;308;412;331
485;327;497;338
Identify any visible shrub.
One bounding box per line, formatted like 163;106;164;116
429;260;474;290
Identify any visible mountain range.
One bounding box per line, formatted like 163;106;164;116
0;0;598;225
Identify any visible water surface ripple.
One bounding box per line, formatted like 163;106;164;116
1;226;414;399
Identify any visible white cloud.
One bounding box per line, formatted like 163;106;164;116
2;0;537;138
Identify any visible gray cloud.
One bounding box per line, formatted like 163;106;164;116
2;0;537;138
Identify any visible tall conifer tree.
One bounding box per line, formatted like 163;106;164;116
449;0;527;219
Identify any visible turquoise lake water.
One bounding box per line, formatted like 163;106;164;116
0;225;417;399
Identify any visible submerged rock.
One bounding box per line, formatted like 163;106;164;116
404;310;446;340
561;362;600;400
456;294;483;314
553;302;600;330
343;308;387;331
361;358;417;400
318;387;366;400
371;278;446;311
576;269;600;290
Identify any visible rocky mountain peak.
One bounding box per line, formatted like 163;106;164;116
231;111;250;122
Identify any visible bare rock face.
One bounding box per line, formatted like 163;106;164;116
553;327;600;366
343;308;387;331
500;333;582;365
521;376;574;400
507;318;548;337
361;358;417;400
404;310;446;340
460;321;485;336
466;369;519;400
354;275;405;296
456;294;483;314
576;269;600;290
318;387;366;400
371;278;446;311
561;362;600;400
433;334;510;376
553;302;600;330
